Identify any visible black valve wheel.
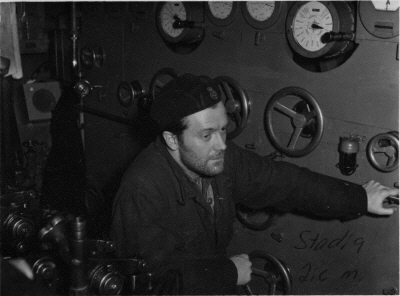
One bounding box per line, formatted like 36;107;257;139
149;68;179;100
244;250;291;295
117;81;144;107
214;76;250;139
74;80;92;98
236;204;277;231
367;132;399;172
80;46;95;69
93;46;105;68
80;46;105;69
264;87;323;157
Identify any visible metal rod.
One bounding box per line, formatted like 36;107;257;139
79;105;134;126
71;2;78;70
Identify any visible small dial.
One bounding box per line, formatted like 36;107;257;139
246;1;275;21
206;1;238;26
291;2;333;52
371;0;400;11
242;1;284;30
160;2;187;38
156;2;205;53
209;2;233;19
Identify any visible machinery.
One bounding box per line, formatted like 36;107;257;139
1;1;398;295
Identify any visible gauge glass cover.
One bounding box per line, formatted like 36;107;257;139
292;2;333;52
208;2;233;19
160;2;186;38
246;1;275;21
371;0;400;11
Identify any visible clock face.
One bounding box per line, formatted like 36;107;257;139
291;2;333;52
159;2;186;38
246;1;275;21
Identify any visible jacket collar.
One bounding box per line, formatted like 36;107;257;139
155;136;200;204
154;136;232;205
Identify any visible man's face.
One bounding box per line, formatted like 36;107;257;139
177;101;228;178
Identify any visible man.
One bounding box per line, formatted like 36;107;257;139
111;74;398;295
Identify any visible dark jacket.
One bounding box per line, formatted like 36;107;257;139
111;137;367;294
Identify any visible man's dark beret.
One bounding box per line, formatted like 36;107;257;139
150;74;221;131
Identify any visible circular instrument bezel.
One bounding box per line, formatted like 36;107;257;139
242;1;285;30
205;1;239;27
156;2;204;44
358;1;399;39
286;1;355;59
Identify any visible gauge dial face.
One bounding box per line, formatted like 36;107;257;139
291;2;333;52
371;0;400;11
208;1;233;19
246;1;275;21
160;2;186;38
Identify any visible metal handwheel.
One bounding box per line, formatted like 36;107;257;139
80;46;96;69
244;250;292;295
149;67;180;100
367;131;399;172
214;76;250;139
80;46;105;69
236;204;277;231
117;81;144;107
264;87;323;157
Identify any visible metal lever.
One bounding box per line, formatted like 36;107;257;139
321;32;355;43
173;16;204;29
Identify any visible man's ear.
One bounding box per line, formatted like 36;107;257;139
162;131;179;151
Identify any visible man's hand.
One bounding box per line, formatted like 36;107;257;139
230;254;252;285
363;180;398;215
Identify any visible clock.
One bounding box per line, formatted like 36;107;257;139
358;0;399;39
286;1;355;59
242;1;285;30
205;1;238;27
156;2;205;54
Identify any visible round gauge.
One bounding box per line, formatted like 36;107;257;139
286;1;355;59
206;2;238;27
156;2;205;54
242;1;285;29
291;2;332;52
359;1;399;39
158;2;187;40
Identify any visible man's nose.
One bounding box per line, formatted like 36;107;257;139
214;132;227;151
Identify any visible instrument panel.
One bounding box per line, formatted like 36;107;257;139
24;1;398;295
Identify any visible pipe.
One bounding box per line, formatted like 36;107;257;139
71;2;78;70
70;217;88;295
79;105;135;126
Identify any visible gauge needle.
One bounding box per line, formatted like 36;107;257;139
311;24;324;29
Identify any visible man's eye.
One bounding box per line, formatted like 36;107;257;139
203;134;211;140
